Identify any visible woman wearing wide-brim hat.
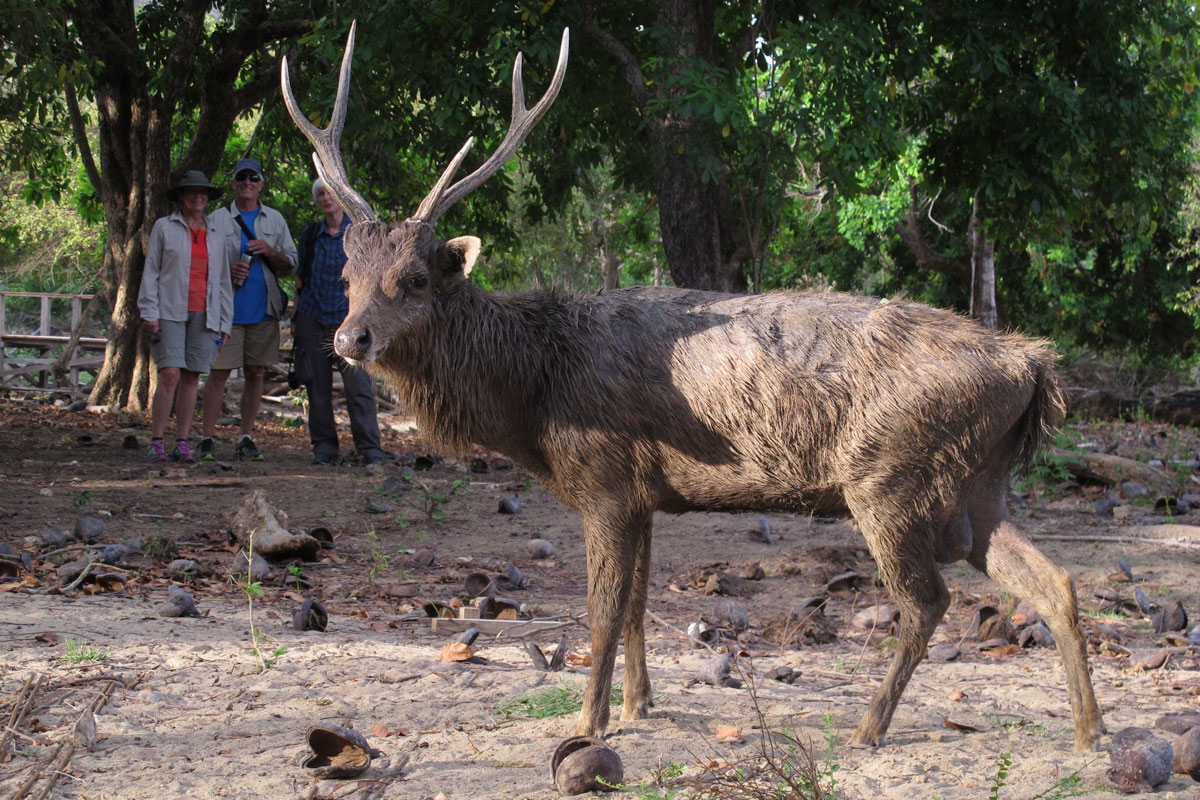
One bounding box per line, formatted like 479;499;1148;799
137;170;234;464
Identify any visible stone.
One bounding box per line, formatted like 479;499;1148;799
73;516;106;543
527;538;555;559
713;599;749;632
1120;481;1150;500
927;644;961;663
165;585;199;617
1154;711;1200;736
1173;726;1200;779
167;559;201;578
40;528;68;548
230;550;270;582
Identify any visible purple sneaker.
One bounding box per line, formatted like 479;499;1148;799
147;440;168;463
171;441;196;464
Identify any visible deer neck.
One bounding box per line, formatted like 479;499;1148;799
381;284;545;457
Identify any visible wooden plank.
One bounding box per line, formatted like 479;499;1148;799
430;617;573;635
39;295;51;336
1;335;107;349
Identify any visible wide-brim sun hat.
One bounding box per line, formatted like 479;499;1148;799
167;170;222;202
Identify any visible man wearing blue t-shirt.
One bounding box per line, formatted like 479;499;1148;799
200;158;297;461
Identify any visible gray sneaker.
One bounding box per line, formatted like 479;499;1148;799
236;436;264;461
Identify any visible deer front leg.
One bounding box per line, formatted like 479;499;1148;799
574;506;640;738
621;516;653;721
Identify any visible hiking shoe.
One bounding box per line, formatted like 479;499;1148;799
236;436;265;461
147;440;168;463
171;440;196;464
311;452;339;466
197;437;216;462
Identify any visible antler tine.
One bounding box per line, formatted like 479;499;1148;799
414;27;570;225
280;21;377;223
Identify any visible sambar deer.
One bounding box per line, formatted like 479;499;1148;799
282;25;1103;751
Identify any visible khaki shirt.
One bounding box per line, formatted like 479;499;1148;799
137;210;234;334
211;202;298;321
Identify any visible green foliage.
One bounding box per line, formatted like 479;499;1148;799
496;683;623;721
58;637;111;664
363;529;389;583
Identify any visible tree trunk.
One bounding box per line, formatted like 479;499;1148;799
968;195;998;329
583;0;747;293
601;243;620;291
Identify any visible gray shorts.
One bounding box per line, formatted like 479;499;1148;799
151;312;220;373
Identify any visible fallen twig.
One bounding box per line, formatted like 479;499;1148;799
1030;533;1200;550
58;563;95;594
1;675;43;763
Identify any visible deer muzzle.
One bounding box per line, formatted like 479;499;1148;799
334;324;374;364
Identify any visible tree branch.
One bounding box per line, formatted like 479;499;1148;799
579;1;650;112
64;80;101;191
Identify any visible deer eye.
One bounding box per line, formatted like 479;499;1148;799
341;277;349;293
409;274;428;289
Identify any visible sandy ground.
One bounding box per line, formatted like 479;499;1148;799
1;396;1199;799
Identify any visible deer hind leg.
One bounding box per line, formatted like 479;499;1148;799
574;505;646;738
846;498;951;747
966;486;1104;752
620;517;653;721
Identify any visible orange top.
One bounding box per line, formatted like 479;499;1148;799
187;228;208;312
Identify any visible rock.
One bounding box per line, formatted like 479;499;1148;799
1130;648;1170;670
713;599;749;632
1120;481;1151;500
1152;600;1188;633
763;608;838;646
852;604;897;632
1114;554;1133;580
100;544;129;565
1174;726;1200;779
1011;601;1042;627
927;644;960;662
57;560;89;585
168;559;201;578
750;516;774;544
498;495;522;514
1154;711;1200;736
230;550;270;582
64;399;88;412
164;585;199;617
527;538;555;559
978;612;1017;643
1107;727;1173;793
1112;505;1136;520
1134;587;1154;615
73;516;106;543
737;562;765;581
364;498;394;514
503;561;524;589
1097;493;1120;516
764;665;797;684
40;528;68;548
412;548;436;567
825;571;860;595
1018;622;1055;649
696;654;741;688
230;490;321;560
702;572;757;597
73;708;97;749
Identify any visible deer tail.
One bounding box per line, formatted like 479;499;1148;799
1016;346;1067;471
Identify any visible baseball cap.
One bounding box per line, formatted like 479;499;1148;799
232;158;263;180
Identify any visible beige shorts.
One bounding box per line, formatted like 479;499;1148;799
211;320;280;370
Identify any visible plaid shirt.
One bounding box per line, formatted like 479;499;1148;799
296;214;352;325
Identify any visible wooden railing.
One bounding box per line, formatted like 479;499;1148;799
0;291;108;394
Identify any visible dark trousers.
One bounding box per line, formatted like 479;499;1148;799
293;312;383;461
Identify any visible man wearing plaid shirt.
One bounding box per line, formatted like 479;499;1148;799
293;178;385;471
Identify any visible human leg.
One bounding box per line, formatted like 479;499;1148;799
296;314;339;461
340;362;383;462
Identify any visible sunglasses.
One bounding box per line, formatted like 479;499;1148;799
234;172;262;182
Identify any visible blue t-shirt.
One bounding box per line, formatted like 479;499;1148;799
232;207;270;325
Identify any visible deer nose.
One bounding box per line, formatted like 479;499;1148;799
334;325;373;361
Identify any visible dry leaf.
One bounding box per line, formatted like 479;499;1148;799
567;653;592;667
284;591;305;603
369;723;391;738
986;644;1022;657
947;689;966;702
714;724;743;743
941;715;980;733
440;642;475;662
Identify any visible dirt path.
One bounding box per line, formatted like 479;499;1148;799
1;397;1198;799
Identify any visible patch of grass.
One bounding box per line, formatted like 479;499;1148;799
496;683;623;720
72;489;93;507
59;638;111;664
989;751;1101;799
140;533;178;560
1083;609;1126;623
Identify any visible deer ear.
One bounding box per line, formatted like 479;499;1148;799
443;236;481;278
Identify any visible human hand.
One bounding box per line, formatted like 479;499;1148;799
143;319;160;335
231;260;251;282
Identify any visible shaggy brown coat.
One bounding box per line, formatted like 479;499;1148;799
332;218;1104;752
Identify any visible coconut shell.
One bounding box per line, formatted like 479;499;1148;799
302;724;374;779
1107;727;1173;794
551;736;623;794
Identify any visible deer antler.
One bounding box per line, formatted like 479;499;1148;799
281;21;377;223
413;28;570;225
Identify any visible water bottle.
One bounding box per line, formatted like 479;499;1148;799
234;250;249;288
